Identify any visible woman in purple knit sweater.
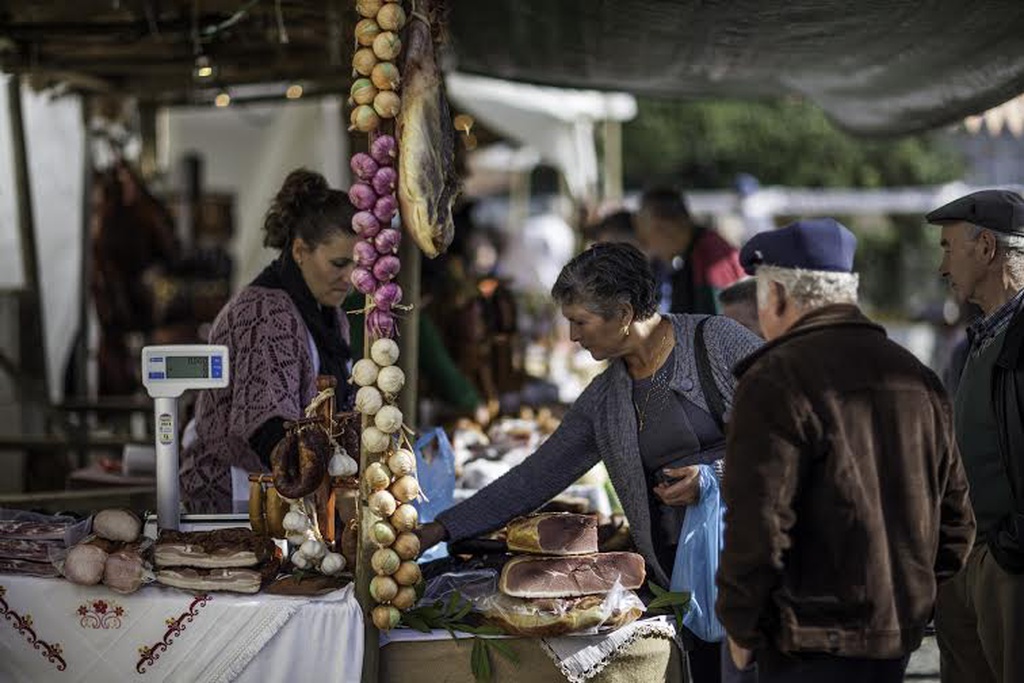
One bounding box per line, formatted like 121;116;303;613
179;169;358;513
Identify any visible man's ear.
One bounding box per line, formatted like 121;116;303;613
772;281;787;317
979;230;998;264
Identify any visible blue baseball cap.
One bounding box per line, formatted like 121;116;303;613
740;218;857;276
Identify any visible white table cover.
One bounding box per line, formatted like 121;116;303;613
0;574;362;682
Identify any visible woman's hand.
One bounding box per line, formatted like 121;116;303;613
414;521;449;551
728;636;754;670
653;465;701;506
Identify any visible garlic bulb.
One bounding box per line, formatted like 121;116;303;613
393;560;422;587
369;489;398;518
328;448;359;477
364;461;393;492
320;552;346;576
387;449;416;477
370;574;399;602
362;425;390;453
356;386;384;416
287;532;309;547
376;365;405;394
390;475;421;503
300;539;327;561
371;547;401;576
283;511;309;532
291;550;310;569
374;405;403;434
352;358;380;387
370;338;400;367
390;503;418;532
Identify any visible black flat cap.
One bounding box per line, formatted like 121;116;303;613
925;189;1024;235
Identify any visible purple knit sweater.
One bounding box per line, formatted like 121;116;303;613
179;285;349;513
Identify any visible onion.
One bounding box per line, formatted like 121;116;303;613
354;240;379;268
370;574;399;603
372;31;402;61
368;309;397;339
362;425;391;453
356;0;384;18
351;267;379;295
377;365;406;394
371;520;397;547
392;585;417;610
390;474;420;503
364;461;393;492
373;194;398;224
393;560;422;587
352;48;378;76
375;405;404;434
368;489;398;518
372;605;401;631
352;211;381;239
372;254;401;282
371;547;401;576
371;62;401;92
371;337;400;366
352;358;380;386
355;18;381;46
387;449;416;477
350;104;380;133
348;182;377;211
373;228;401;255
393;532;421;561
350;152;379;181
373;91;401;119
372;166;398;196
370;134;398;165
355;385;384;415
390;503;419;532
377;3;406;31
350;78;378;106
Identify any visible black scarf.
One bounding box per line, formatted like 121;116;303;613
253;250;351;405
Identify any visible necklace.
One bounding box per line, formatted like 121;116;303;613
632;326;675;432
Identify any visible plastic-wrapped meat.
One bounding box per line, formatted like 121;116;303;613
103;550;153;594
397;0;458;258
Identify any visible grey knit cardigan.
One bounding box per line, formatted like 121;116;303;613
436;313;763;587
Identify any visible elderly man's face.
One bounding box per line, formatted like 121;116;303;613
939;222;988;305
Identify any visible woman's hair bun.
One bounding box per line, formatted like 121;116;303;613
263;169;330;248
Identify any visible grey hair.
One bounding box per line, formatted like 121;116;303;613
966;224;1024;281
756;265;859;310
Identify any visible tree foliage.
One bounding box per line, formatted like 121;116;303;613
622;97;965;189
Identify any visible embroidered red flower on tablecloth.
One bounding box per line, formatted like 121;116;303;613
0;582;68;671
78;599;127;629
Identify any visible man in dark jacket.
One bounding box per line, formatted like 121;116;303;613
927;189;1024;683
716;218;975;683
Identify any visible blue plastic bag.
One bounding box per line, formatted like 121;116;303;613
411;427;457;563
670;464;726;642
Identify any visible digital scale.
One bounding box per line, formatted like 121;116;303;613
141;344;229;531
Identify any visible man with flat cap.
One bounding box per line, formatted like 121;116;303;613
927;189;1024;683
715;218;975;682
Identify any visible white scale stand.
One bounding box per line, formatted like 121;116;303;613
141;345;229;531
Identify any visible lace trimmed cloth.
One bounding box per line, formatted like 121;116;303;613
179;286;349;514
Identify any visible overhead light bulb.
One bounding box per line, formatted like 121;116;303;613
285;84;303;100
194;55;214;80
214;91;231;108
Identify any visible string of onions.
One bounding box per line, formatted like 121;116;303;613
348;0;421;631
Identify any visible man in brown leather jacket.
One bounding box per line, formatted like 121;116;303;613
716;218;976;683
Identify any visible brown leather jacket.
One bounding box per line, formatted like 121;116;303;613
716;305;975;658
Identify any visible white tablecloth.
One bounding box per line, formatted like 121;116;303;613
0;575;362;682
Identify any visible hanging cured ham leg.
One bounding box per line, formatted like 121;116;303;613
396;0;458;258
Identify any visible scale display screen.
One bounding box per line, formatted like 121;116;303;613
165;356;209;379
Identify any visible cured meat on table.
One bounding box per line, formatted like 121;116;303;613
154;528;276;569
506;513;599;556
498;552;647;598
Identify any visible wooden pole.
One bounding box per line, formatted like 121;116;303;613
601;119;623;202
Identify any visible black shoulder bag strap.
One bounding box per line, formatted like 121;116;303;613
694;317;727;433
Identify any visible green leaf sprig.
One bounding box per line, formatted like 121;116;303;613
646;581;691;631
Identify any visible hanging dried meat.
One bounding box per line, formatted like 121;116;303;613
396;0;458;258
